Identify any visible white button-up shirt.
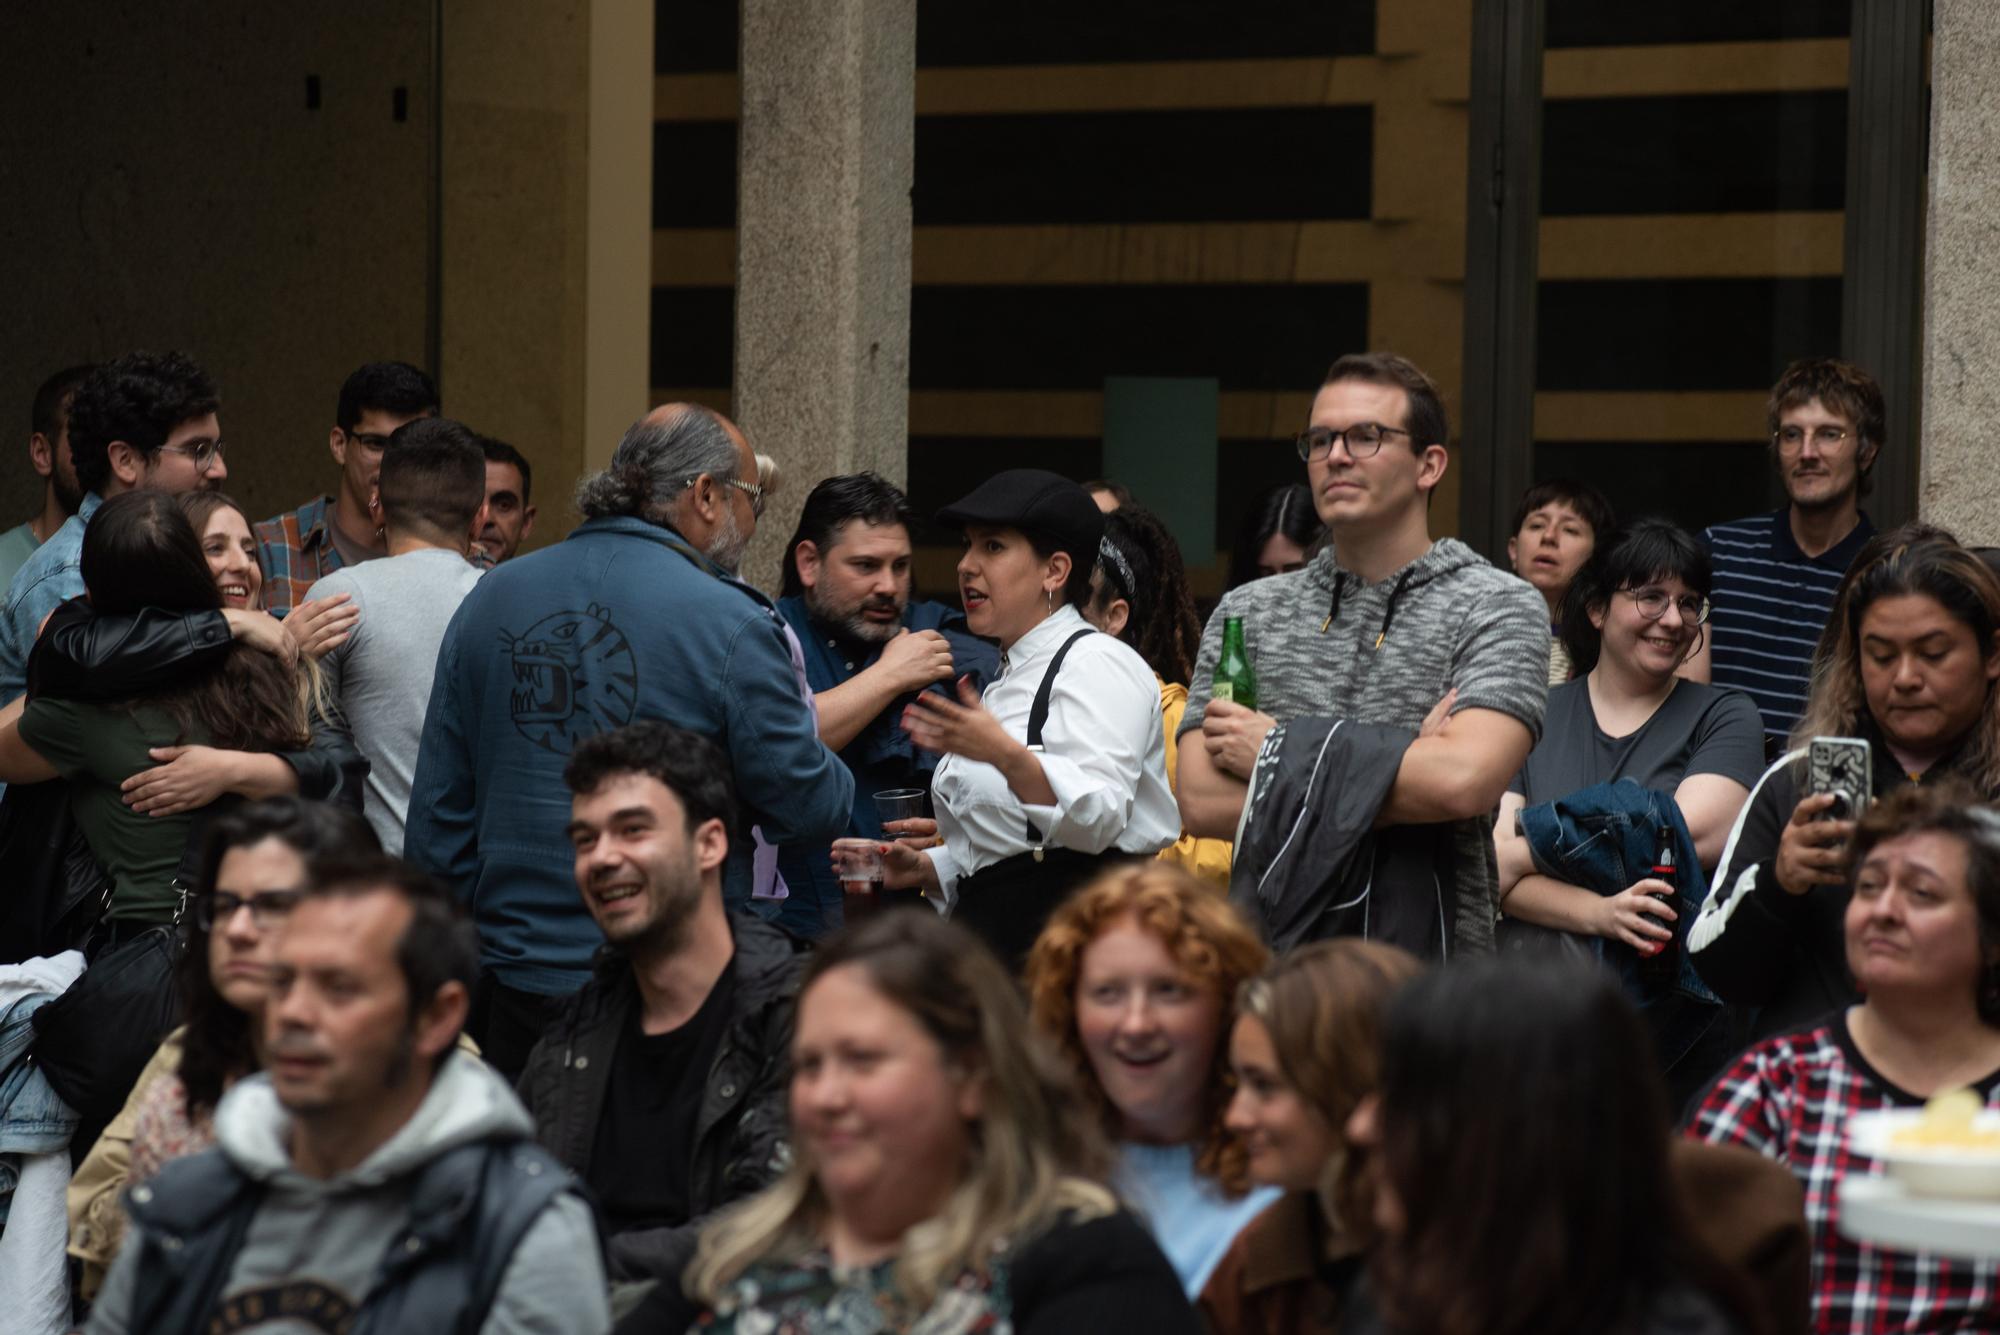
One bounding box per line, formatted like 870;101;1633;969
924;605;1178;899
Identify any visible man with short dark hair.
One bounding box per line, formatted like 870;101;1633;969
1685;358;1883;751
1177;352;1548;957
85;857;608;1334
0;364;93;594
474;436;536;564
0;351;226;703
1505;477;1616;684
306;417;489;854
772;472;997;935
256;361;439;613
405;403;850;1079
519;721;802;1289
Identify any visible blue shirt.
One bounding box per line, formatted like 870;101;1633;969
1115;1141;1280;1298
404;516;853;995
0;492;101;705
1701;508;1875;748
771;595;997;938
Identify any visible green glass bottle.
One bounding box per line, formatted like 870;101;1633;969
1212;616;1258;710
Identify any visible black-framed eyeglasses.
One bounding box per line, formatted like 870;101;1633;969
1295;422;1412;462
158;439;227;474
195;887;306;931
1772;424;1852;452
1618;587;1711;625
342;430;394;451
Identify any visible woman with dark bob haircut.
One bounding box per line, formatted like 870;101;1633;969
1227;483;1323;592
1493;518;1765;1104
67;797;379;1299
1346;960;1759;1335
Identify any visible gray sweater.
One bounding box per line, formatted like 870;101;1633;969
1184;540;1549;954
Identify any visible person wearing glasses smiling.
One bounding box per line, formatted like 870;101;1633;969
1177;353;1548;959
405;402;850;1081
0;351;228;706
1492;520;1765;1102
1686;359;1884;754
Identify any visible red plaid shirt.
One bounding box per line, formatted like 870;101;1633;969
1689;1015;2000;1333
253;494;345;615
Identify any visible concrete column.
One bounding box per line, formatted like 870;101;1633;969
1919;0;2000;545
733;0;916;589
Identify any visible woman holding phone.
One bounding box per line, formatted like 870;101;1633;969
875;470;1178;966
1691;524;2000;1040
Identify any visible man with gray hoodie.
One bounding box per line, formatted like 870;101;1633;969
86;858;608;1334
1178;352;1548;956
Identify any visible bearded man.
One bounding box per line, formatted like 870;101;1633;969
773;472;999;937
405;404;850;1076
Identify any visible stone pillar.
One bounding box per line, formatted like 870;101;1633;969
733;0;916;590
1919;0;2000;545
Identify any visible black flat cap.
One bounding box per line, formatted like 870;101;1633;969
936;469;1105;565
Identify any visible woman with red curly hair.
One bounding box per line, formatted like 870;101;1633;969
1025;863;1276;1298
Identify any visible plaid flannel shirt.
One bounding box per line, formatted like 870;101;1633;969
1688;1016;2000;1333
253;494;344;615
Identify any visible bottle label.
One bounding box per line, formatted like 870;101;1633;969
1213;683;1234;704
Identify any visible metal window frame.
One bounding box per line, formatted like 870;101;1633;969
1459;0;1931;556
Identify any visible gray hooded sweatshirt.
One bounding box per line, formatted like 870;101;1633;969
1185;540;1549;954
87;1050;609;1334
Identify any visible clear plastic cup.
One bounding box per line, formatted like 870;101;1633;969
872;789;926;826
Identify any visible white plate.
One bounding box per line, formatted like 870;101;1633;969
1847;1109;2000;1200
1840;1175;2000;1261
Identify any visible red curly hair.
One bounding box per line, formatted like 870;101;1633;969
1024;863;1268;1195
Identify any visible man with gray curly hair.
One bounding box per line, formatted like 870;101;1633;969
405;403;852;1079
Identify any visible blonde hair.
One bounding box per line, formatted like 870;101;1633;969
1024;863;1269;1195
1792;523;2000;794
688;913;1113;1312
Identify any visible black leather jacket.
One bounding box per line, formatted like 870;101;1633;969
517;911;805;1285
26;599;367;809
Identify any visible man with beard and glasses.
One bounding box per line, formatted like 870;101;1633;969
86;856;608;1335
518;721;805;1295
1685;358;1884;753
0;364;93;594
771;473;998;936
405;403;848;1081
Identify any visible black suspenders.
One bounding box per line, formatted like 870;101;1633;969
1021;628;1096;859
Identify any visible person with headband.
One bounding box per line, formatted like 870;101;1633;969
875;469;1177;966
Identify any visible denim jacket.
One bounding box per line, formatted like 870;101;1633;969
1517;778;1718;1007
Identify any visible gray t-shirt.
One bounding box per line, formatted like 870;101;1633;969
1511;677;1766;804
307;547;484;854
1185;539;1549;955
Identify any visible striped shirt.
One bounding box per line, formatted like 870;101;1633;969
1702;509;1875;749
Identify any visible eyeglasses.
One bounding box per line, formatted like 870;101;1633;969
1295;422;1412;462
195;887;305;931
720;476;766;519
1772;424;1853;452
1618;587;1711;625
159;439;227;474
342;431;394;451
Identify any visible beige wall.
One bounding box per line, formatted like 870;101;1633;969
0;2;654;554
0;2;432;527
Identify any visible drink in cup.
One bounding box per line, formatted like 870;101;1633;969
832;837;884;917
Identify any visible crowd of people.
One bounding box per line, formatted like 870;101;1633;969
0;344;1991;1334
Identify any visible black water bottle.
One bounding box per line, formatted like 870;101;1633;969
1638;825;1678;984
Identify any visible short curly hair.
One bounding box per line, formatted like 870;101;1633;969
1024;863;1268;1195
67;351;220;496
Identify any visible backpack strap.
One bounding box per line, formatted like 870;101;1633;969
1022;629;1096;856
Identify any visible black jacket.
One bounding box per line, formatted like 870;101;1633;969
517;911;806;1285
28;599;368;808
1688;728;1983;1041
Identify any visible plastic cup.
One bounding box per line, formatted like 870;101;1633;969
832;837;884;916
872;789;926;827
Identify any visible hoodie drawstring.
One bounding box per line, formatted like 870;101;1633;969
1321;572;1346;634
1375;568;1417;649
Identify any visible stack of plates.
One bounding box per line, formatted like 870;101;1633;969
1838;1109;2000;1261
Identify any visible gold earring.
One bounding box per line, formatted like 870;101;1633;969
1046;587;1054;614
